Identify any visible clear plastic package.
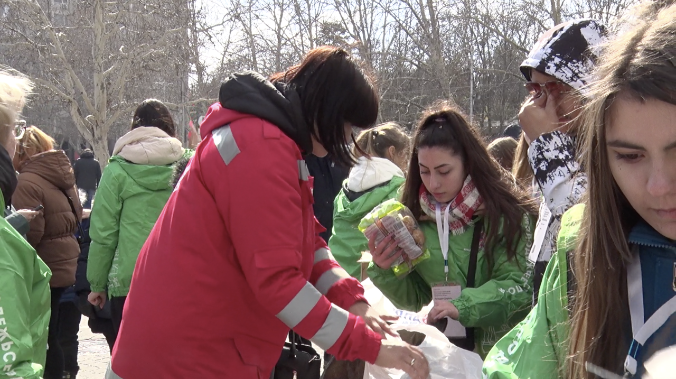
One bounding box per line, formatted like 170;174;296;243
358;199;429;278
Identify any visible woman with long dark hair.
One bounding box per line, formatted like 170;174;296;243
368;102;537;358
483;3;676;378
107;46;429;379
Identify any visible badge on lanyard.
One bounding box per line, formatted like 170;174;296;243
432;202;467;338
431;282;466;338
672;262;676;292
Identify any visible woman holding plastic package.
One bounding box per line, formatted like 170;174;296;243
367;101;537;357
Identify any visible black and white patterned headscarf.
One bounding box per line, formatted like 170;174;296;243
520;19;607;90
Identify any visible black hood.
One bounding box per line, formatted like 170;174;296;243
0;144;17;207
80;150;94;159
218;72;313;154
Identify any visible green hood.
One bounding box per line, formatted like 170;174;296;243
334;176;405;222
88;152;191;297
111;156;175;191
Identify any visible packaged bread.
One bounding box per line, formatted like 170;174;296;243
358;199;429;278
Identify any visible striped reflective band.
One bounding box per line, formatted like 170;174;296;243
314;248;334;264
311;304;350;351
276;282;322;328
298;160;309;181
315;268;351;295
212;124;240;165
105;364;123;379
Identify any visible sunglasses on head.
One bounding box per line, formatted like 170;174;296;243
524;81;566;98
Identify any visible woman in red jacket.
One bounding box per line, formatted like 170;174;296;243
106;46;429;379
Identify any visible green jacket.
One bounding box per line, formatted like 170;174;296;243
329;176;405;278
0;193;51;379
88;150;190;297
367;214;535;358
482;204;582;378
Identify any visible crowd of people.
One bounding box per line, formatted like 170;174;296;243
0;1;674;378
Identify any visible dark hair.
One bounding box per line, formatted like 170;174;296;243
269;46;378;166
131;99;176;137
487;136;518;172
353;122;409;159
401;101;537;270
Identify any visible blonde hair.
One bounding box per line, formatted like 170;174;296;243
567;3;676;378
511;135;533;189
0;69;33;147
15;125;55;168
353;122;410;160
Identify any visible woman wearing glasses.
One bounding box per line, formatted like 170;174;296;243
0;71;52;379
3;120;41;234
515;19;606;304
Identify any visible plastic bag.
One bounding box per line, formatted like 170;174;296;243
358;199;429;278
362;323;483;379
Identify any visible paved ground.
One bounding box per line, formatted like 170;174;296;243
76;317;110;378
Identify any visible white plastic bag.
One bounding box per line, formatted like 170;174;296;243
362;322;483;379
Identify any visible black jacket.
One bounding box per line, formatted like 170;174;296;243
73;151;101;190
305;154;349;243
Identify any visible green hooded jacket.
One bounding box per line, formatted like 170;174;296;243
367;213;535;358
329;176;405;278
87;127;189;297
0;192;52;379
481;204;582;378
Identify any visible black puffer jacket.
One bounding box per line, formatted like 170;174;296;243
73;151;101;190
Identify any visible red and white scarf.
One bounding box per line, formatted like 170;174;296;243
419;175;483;235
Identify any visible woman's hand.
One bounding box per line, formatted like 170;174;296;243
368;234;403;270
16;209;39;221
88;291;107;309
519;91;560;142
428;299;460;321
348;301;399;338
375;339;430;379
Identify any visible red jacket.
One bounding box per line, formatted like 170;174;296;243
108;102;382;378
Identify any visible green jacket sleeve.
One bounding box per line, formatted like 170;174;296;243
451;252;533;328
451;216;534;328
0;228;48;379
482;205;585;379
87;163;123;293
5;209;29;235
366;262;432;312
481;249;569;378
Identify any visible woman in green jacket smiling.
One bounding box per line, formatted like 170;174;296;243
87;99;190;335
329;122;410;279
367;102;536;357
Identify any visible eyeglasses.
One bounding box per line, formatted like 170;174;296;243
524;81;566;98
14;120;26;139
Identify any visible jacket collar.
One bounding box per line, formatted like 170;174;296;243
628;221;676;250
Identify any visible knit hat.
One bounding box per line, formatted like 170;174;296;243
520;19;607;90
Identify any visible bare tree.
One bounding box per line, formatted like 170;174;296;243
1;0;191;165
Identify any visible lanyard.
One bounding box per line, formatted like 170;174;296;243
624;245;676;376
435;202;452;282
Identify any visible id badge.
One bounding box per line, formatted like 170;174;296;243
528;201;551;263
431;283;466;338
